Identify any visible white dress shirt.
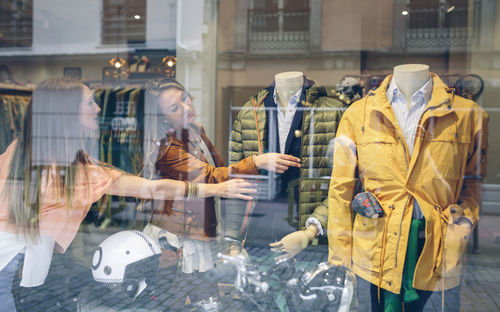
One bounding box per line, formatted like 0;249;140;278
273;87;302;153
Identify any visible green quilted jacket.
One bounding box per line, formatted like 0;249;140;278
229;81;346;230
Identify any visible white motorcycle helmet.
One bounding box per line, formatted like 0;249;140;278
91;230;161;300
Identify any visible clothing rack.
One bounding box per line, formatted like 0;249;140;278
91;83;145;228
0;82;33;95
0;83;32;154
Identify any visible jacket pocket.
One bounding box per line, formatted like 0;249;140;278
358;136;396;181
352;213;385;272
441;223;471;278
425;131;471;179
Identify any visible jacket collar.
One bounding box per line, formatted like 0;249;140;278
386;76;433;107
421;73;455;119
368;73;454;122
252;76;325;108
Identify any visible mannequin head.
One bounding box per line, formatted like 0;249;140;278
392;64;430;103
274;71;304;103
393;64;429;81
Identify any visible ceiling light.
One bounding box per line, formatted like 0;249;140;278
161;55;177;77
109;57;127;69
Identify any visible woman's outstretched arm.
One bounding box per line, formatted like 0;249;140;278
107;174;255;201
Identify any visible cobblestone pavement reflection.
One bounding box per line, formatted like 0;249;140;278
11;215;500;312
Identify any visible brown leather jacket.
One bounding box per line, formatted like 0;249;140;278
150;125;258;241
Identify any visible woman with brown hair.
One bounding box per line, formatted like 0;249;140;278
0;78;254;311
142;78;300;279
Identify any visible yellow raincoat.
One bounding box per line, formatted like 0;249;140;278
327;74;488;294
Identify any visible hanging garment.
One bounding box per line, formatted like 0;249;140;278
0;93;30;154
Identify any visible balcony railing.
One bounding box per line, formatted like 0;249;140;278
247;9;310;53
405;1;480;50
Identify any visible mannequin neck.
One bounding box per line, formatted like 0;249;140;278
274;71;303;109
392;64;430;108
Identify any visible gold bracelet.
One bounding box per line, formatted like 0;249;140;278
186;181;198;200
186;181;193;200
192;183;199;199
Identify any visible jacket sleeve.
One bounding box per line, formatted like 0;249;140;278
310;199;328;231
456;108;488;227
229;110;244;165
310;102;346;231
156;140;258;184
327;114;358;268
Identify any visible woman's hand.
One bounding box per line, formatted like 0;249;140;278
254;153;301;173
203;179;256;200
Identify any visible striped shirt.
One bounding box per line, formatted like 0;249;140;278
387;77;433;219
386;77;433;154
273;87;302;153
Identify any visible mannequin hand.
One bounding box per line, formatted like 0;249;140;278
213;179;256;200
443;221;472;272
269;225;318;261
254;153;300;174
143;223;163;243
449;204;465;223
228;245;249;258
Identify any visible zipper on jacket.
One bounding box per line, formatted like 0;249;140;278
393;97;452;269
392;117;412;268
418;98;451;132
400;136;409;171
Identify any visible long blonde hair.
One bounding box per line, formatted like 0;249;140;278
3;78;93;240
143;78;187;180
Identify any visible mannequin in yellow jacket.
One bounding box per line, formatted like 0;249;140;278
328;65;488;311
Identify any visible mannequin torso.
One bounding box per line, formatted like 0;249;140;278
274;71;303;111
393;64;430;109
